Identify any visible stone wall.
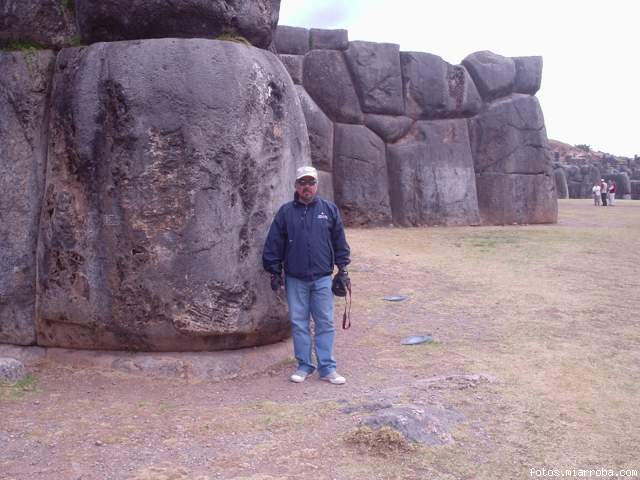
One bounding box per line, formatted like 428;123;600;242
275;26;557;226
0;4;557;351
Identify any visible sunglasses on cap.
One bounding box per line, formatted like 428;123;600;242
296;179;317;186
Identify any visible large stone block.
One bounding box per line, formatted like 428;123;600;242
554;167;569;199
295;86;333;171
333;124;391;226
75;0;281;49
310;28;348;50
364;114;413;143
303;49;363;124
462;51;516;101
400;52;481;120
37;38;309;351
475;173;558;225
0;50;56;345
278;54;303;84
273;25;309;55
513;56;542;95
317;170;334;203
344;41;405;115
0;0;78;49
387;120;480;226
468;94;553;175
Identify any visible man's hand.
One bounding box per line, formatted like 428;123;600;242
332;267;350;297
270;273;284;291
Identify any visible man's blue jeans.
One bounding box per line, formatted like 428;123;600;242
285;274;336;377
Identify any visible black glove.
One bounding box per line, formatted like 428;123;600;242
331;267;350;297
270;273;283;291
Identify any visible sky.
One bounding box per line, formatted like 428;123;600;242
279;0;639;158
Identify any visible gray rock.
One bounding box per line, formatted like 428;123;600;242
303;49;363;124
37;38;309;351
363;403;465;446
273;25;309;55
387;120;480;226
513;56;543;95
0;0;78;49
364;114;413;143
462;50;516;101
475;173;558;225
631;180;640;200
344;41;405;115
333;124;391;226
75;0;280;49
554;167;569;199
295;85;334;171
0;357;26;383
317;170;334;203
468;94;553;175
400;52;481;119
566;165;600;198
1;50;56;345
278;54;303;84
309;28;348;50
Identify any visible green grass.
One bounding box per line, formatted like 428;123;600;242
0;374;38;401
1;41;44;52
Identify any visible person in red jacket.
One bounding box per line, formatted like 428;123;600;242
608;180;617;206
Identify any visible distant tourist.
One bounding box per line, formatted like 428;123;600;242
608;180;617;206
600;179;608;206
592;183;601;206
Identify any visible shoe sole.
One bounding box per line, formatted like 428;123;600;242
320;377;346;385
290;375;307;383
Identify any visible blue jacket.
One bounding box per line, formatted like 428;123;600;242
262;193;351;281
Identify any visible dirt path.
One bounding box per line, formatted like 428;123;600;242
2;199;639;480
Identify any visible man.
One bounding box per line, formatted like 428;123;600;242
600;179;608;206
262;166;351;385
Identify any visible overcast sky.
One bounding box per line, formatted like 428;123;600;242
279;0;639;158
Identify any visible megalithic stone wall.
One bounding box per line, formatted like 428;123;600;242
275;26;558;226
0;51;56;345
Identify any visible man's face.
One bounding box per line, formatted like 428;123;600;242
295;176;318;204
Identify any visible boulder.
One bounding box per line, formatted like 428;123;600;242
333;124;391;226
0;0;78;49
387;120;480;226
363;403;465;446
475;173;557;225
468;94;553;175
0;357;26;383
400;52;481;119
0;50;56;345
631;180;640;200
364;114;413;143
75;0;281;49
344;41;405;115
468;95;557;224
37;38;309;351
278;54;303;84
513;56;543;95
462;50;516;101
295;86;334;171
273;25;309;55
554;167;569;199
317;170;335;203
309;28;348;50
303;49;363;124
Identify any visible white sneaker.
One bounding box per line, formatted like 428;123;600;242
290;370;309;383
320;371;346;385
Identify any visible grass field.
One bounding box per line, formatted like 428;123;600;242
1;199;639;479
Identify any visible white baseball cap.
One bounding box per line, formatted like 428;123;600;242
296;166;318;180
